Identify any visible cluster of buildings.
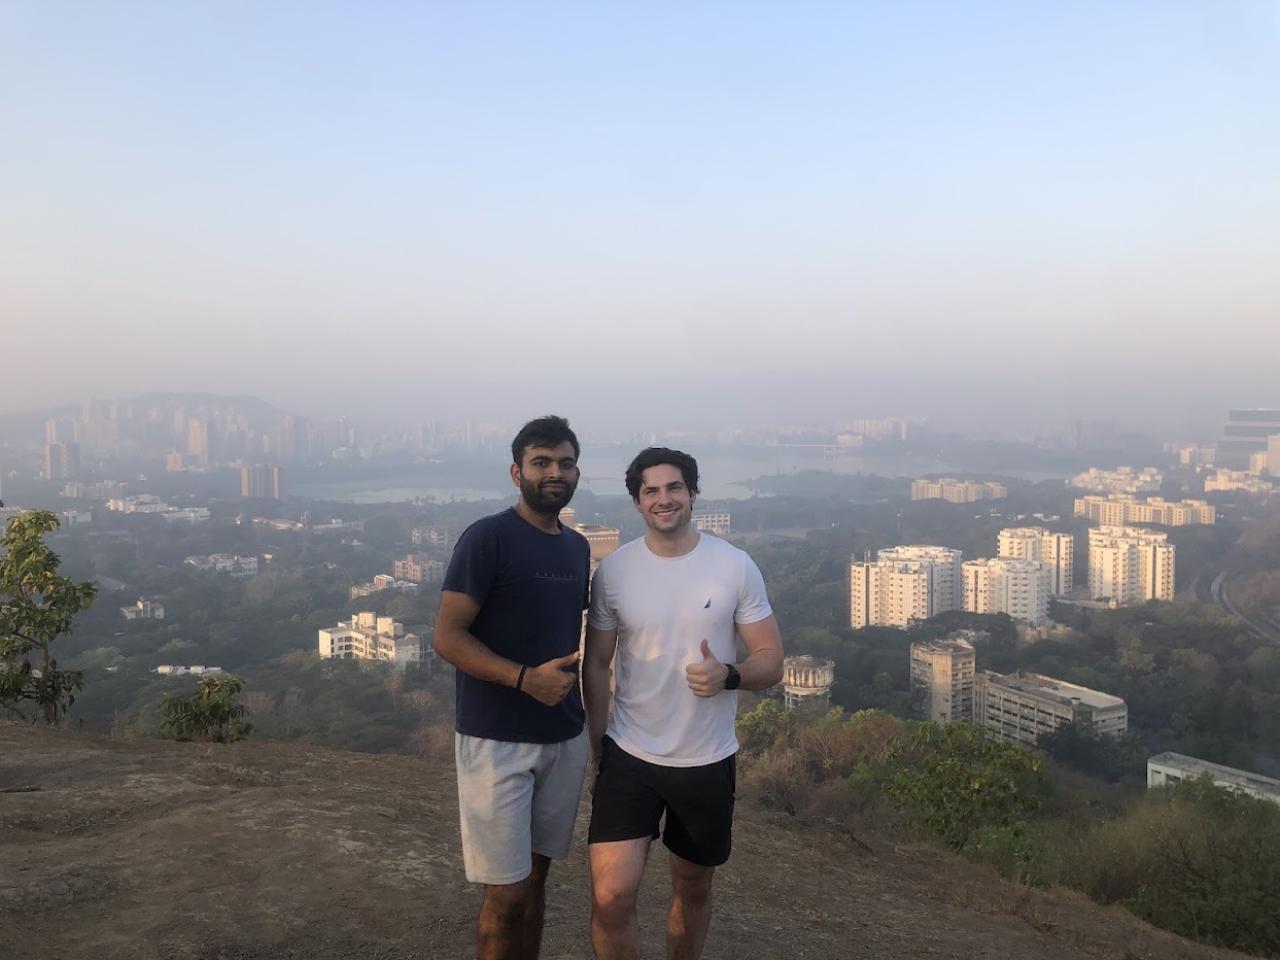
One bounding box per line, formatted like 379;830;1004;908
1212;408;1280;472
349;575;420;600
909;635;1127;745
911;478;1007;503
851;529;1073;628
105;495;210;524
1069;467;1162;495
318;613;425;670
1204;470;1274;495
348;552;444;600
1074;495;1215;527
185;554;260;578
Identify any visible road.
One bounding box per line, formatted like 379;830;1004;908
1210;570;1280;644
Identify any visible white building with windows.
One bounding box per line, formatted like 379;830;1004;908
997;527;1073;595
693;513;732;537
318;612;422;670
1088;526;1176;604
186;554;259;578
1147;753;1280;805
975;672;1127;746
962;557;1052;624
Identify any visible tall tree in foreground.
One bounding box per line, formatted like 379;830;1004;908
0;511;97;723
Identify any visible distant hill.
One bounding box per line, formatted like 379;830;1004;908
0;722;1250;960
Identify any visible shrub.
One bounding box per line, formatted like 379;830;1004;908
161;674;253;742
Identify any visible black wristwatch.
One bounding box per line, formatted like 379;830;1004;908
723;663;742;691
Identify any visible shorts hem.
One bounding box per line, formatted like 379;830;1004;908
663;836;731;868
465;867;534;886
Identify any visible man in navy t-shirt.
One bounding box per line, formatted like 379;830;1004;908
434;415;591;960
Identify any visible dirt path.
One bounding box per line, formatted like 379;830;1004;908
0;722;1250;960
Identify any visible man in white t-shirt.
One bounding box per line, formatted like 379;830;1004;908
583;447;784;960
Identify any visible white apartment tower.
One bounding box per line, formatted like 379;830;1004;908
909;636;976;722
997;527;1073;595
850;560;929;628
962;557;1052;624
1088;526;1176;604
877;546;963;613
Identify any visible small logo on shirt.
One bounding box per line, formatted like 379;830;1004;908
704;598;712;608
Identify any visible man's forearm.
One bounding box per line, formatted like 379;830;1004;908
734;647;784;691
433;628;521;687
582;658;613;758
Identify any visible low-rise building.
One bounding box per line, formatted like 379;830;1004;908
393;553;445;583
1074;495;1215;526
693;513;732;537
59;509;93;527
152;665;223;677
318;612;422;670
107;495;171;514
974;671;1127;746
1147;752;1280;805
121;598;165;620
576;525;622;562
911;478;1007;503
311;519;365;535
161;506;211;524
411;526;451;546
349;575;421;600
186;554;259;578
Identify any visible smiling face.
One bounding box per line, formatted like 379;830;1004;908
633;463;696;535
511;441;579;516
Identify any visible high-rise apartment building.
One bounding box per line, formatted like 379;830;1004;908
43;441;81;481
909;636;976;722
1074;495;1215;527
850;560;929;628
877;546;963;612
1088;526;1176;604
996;527;1073;595
850;545;962;628
962;557;1052;624
974;671;1127;746
911;478;1007;503
240;464;283;499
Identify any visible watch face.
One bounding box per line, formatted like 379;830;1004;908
725;665;741;690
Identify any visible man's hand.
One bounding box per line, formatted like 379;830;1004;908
685;639;729;698
520;650;580;706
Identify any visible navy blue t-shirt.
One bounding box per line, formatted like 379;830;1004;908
443;507;590;743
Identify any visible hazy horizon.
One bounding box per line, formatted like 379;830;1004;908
4;2;1278;436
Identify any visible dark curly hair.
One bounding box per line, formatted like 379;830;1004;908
624;447;699;500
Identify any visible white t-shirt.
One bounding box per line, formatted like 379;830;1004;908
587;533;773;767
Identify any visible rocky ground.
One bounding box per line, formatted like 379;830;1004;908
0;721;1252;960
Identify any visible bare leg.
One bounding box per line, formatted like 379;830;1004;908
666;852;715;960
590;838;650;960
521;855;551;960
478;874;531;960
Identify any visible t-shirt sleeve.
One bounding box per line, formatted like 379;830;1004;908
442;520;499;604
735;553;773;625
587;561;617;630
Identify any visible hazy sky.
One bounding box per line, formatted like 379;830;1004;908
3;1;1278;435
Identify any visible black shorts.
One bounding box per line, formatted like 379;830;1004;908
588;736;736;867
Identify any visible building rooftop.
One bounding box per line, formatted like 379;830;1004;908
1149;752;1280;800
911;638;975;656
985;672;1124;710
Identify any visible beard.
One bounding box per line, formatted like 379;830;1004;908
519;475;576;515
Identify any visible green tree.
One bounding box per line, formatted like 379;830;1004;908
161;674;254;742
881;721;1049;849
0;511;98;723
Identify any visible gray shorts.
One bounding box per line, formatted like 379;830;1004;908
454;730;588;885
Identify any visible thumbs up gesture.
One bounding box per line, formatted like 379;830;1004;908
522;650;580;706
685;639;729;698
